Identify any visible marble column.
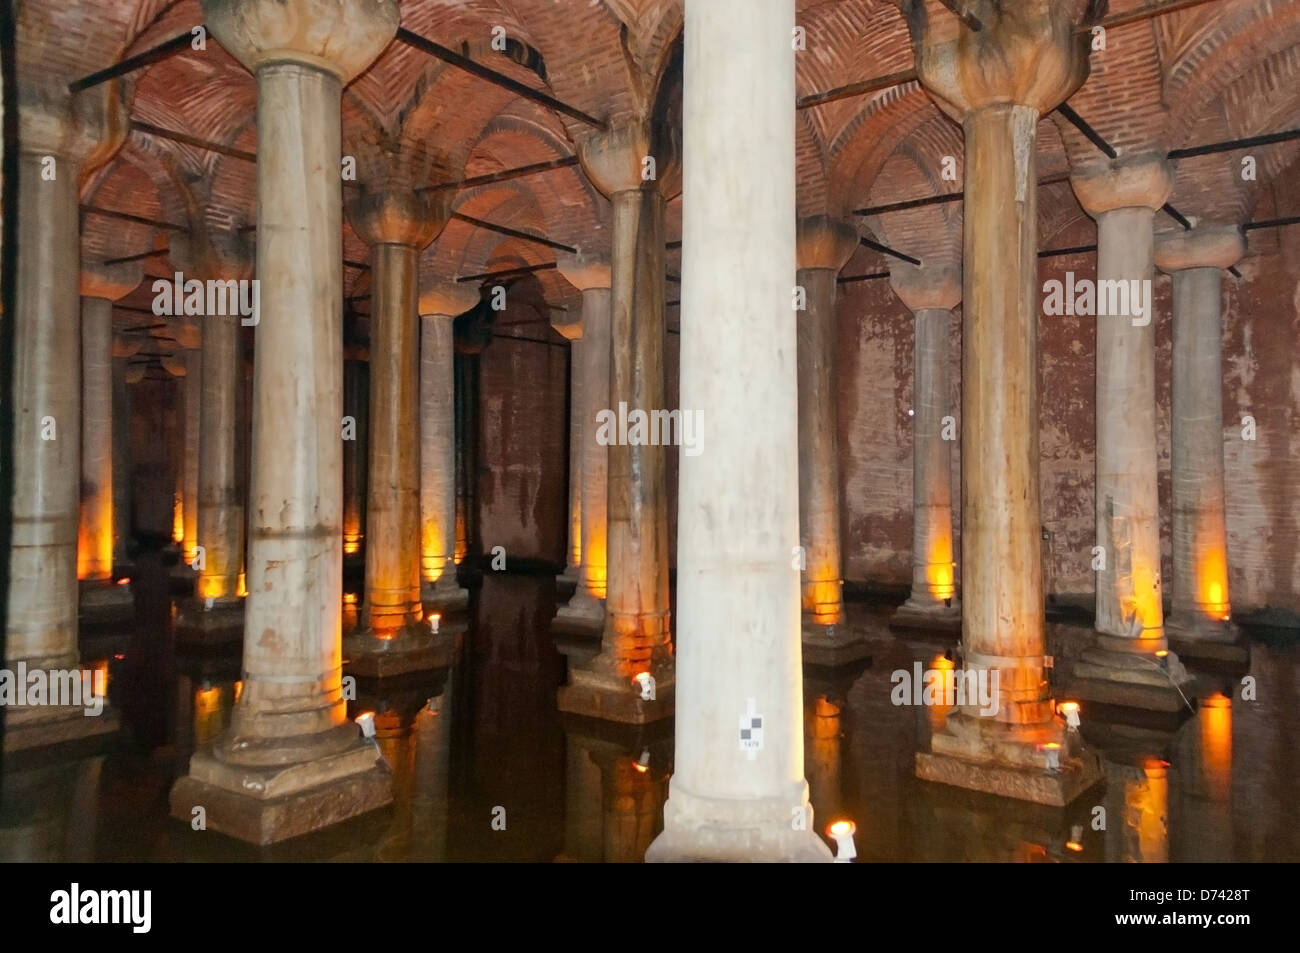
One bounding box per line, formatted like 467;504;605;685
78;263;141;621
168;332;202;586
342;357;367;559
1071;157;1190;710
170;0;399;844
907;0;1103;804
6;75;126;752
795;216;866;663
344;184;449;676
647;0;829;861
555;254;612;631
1156;225;1245;657
174;228;253;637
418;281;477;614
891;260;962;631
557;321;583;590
559;119;674;723
111;339;137;572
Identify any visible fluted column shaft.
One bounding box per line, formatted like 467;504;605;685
79;296;115;581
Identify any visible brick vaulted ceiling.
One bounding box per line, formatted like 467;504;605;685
15;0;1300;355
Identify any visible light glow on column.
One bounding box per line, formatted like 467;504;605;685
1198;546;1230;621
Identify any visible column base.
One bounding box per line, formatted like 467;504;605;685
1069;642;1194;713
553;590;607;638
556;566;580;600
917;711;1103;807
558;663;675;724
1165;612;1247;664
646;790;833;863
801;620;871;667
421;578;470;615
169;739;392;846
890;596;961;635
175;598;245;647
169;561;197;595
344;623;450;679
2;704;120;754
78;579;134;625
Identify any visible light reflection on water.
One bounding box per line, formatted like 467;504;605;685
1;556;1298;862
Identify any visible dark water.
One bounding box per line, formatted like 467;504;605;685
3;550;1298;862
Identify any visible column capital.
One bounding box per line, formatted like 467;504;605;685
906;0;1090;119
81;261;143;301
346;186;449;249
1155;224;1245;273
557;252;612;291
890;259;961;312
1071;154;1173;216
112;335;143;359
577;117;679;199
169;226;254;281
551;315;583;341
202;0;399;82
18;78;127;169
419;280;479;319
796;216;858;273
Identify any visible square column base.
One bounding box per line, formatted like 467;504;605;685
1069;645;1194;713
2;705;120;754
916;746;1103;807
890;597;961;636
801;620;871;667
344;626;450;679
555;567;579;601
558;669;675;724
78;580;134;625
421;580;470;615
645;823;832;863
553;592;606;638
1165;614;1247;664
176;599;245;646
170;743;392;845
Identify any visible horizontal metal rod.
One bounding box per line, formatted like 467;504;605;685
1244;215;1300;231
119;323;169;333
936;0;983;31
131;119;256;163
1038;244;1097;259
1082;0;1223;32
1056;102;1117;159
69;30;194;93
457;261;557;283
82;204;188;232
492;332;569;349
104;248;169;266
451;211;575;253
1162;203;1193;230
854;172;1070;217
1169;127;1300;159
798;68;918;111
666;240;682;250
423;155;580;192
396;27;605;129
837;271;890;284
861;236;920;266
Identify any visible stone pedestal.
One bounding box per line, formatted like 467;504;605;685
905;0;1103;803
559;119;675;723
169;0;400;845
646;0;829;862
554;256;613;637
1157;226;1246;663
889;261;962;635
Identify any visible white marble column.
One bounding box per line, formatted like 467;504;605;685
418;281;477;613
647;0;829;862
1071;157;1190;709
556;254;612;628
170;0;399;844
890;260;961;630
1156;225;1244;649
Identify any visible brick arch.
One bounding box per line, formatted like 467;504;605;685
827;83;944;214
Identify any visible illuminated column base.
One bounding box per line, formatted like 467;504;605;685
905;1;1103;805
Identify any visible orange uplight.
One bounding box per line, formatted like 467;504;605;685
92;660;110;698
826;819;856;838
172;495;184;543
1059;701;1080;715
195;685;222;715
1203;691;1231;709
1040;742;1061;751
925;536;957;601
117;577;130;586
343;592;358;606
1065;840;1084;853
233;680;243;703
633;761;649;774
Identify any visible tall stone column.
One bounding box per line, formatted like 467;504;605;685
1071;157;1190;711
342;357;368;560
906;0;1103;804
168;332;202;586
418;281;477;614
794;216;867;663
174;227;253;638
647;0;829;862
344;182;450;677
1156;225;1245;658
6;75;126;752
557;323;583;590
111;340;137;572
555;254;612;631
170;0;399;844
558;119;674;723
78;263;141;622
891;260;962;632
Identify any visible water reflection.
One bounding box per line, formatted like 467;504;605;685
2;566;1298;862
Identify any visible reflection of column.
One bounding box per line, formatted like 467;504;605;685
418;282;477;613
558;734;604;862
594;745;669;863
907;0;1101;804
169;0;399;844
1156;226;1244;649
1172;692;1233;861
78;264;140;620
1103;756;1169;863
795;217;867;663
346;183;447;662
559;118;674;723
409;682;454;862
804;694;844;831
342;359;368;558
1071;158;1189;709
648;0;828;862
6;73;125;752
890;261;961;629
556;256;612;628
